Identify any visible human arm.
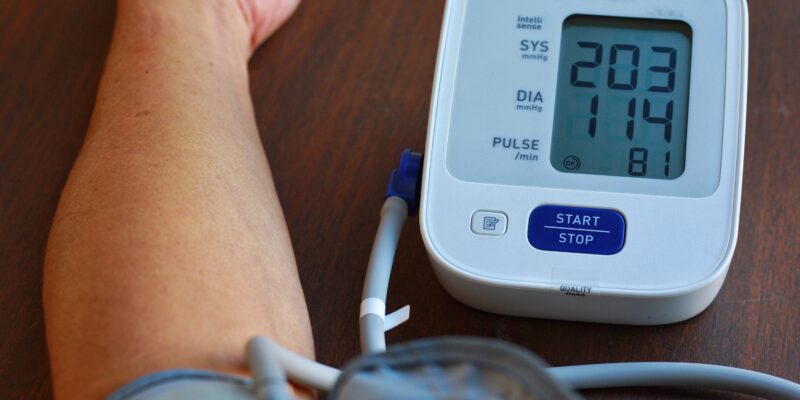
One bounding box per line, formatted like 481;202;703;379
43;0;310;398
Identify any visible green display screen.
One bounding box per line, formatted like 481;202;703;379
551;16;692;179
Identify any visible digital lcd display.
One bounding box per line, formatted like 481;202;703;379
551;16;692;179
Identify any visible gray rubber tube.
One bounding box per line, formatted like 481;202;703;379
549;362;800;399
262;337;341;391
246;336;291;400
258;337;800;399
359;196;408;354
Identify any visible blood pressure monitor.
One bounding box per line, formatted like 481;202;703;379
420;0;748;324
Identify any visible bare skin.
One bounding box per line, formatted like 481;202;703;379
43;0;309;398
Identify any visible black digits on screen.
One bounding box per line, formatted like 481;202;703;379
570;41;679;177
649;47;677;93
589;95;599;137
644;99;674;143
626;98;636;140
570;42;602;87
628;148;648;176
608;44;639;90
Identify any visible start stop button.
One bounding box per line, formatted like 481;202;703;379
527;205;626;255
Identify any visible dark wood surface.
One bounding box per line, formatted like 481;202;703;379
1;1;798;399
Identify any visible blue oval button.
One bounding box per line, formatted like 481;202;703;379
528;205;626;255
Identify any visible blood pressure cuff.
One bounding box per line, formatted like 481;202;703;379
109;337;580;400
330;336;581;400
107;370;255;400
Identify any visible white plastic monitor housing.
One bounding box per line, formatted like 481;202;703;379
420;0;748;325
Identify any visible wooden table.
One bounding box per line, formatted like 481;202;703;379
1;1;797;399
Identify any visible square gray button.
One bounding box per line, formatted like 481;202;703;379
471;211;508;236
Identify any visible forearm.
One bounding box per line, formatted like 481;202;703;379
44;1;312;399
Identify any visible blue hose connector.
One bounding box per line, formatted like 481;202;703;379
385;150;423;217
